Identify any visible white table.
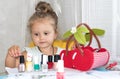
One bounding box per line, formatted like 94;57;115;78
0;67;120;79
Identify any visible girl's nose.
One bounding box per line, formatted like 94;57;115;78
39;35;44;40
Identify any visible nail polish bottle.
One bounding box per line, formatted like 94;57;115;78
18;55;25;72
26;53;33;72
33;56;40;71
41;55;48;72
56;60;64;79
54;55;60;70
47;55;53;69
41;54;43;65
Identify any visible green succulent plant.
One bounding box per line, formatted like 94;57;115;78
63;25;105;45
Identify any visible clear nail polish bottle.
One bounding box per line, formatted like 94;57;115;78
18;55;25;72
41;55;48;72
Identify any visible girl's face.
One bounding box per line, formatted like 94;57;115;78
31;18;57;49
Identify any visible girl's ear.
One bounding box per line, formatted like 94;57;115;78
54;30;58;39
54;32;58;39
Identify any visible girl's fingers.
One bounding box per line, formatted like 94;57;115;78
14;46;20;56
8;45;21;57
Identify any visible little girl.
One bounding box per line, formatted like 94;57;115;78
5;1;63;68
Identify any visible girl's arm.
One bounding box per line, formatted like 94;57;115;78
5;45;27;68
5;53;19;68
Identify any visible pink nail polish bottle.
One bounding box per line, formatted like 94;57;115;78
56;60;64;79
18;55;25;72
54;55;60;70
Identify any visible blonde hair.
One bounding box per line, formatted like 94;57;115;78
28;1;58;33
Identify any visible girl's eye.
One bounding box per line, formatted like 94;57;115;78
34;33;39;36
44;32;48;35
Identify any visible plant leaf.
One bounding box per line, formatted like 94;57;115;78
74;32;86;45
92;28;105;36
77;26;89;33
85;33;90;42
63;30;72;38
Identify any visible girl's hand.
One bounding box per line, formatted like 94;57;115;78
8;45;21;57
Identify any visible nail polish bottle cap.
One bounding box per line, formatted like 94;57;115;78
48;55;53;62
43;55;47;64
57;60;64;72
54;55;60;62
20;55;25;64
34;56;39;64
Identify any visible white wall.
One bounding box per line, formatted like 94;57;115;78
0;0;30;73
82;0;120;61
